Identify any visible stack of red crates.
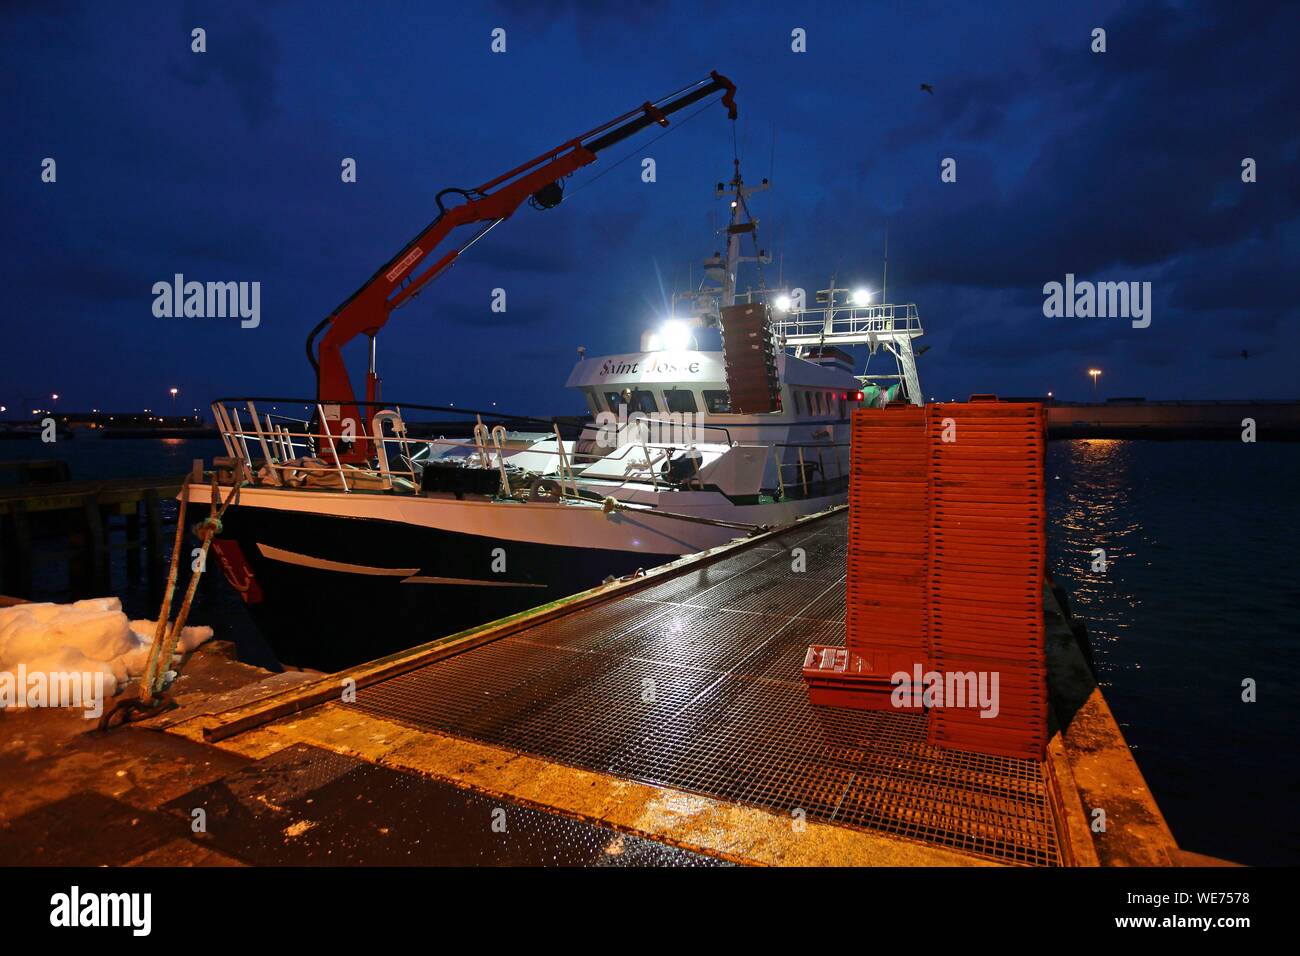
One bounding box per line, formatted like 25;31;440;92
720;303;782;414
925;402;1048;759
802;399;1051;761
803;405;929;710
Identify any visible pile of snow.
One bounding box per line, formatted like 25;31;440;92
0;597;212;704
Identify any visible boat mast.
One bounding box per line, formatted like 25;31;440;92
882;224;889;305
716;159;770;308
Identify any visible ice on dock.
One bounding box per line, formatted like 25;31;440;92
0;597;211;705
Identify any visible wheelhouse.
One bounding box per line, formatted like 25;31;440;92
566;349;866;422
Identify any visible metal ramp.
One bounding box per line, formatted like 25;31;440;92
351;512;1063;867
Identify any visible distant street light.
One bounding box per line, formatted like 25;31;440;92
170;387;179;414
1088;368;1102;400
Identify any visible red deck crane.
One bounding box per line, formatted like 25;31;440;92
306;72;737;462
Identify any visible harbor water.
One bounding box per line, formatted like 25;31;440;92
3;436;1296;865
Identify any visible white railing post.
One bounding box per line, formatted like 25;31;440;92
552;424;578;500
212;401;237;459
228;406;258;483
245;401;283;486
472;415;492;469
317;403;350;492
490;425;511;496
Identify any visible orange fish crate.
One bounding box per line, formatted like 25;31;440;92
802;645;926;711
845;407;932;662
814;400;1052;761
923;401;1047;759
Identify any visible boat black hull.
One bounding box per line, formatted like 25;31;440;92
213;504;674;672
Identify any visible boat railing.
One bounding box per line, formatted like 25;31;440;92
771;302;924;344
772;440;852;499
210;398;740;498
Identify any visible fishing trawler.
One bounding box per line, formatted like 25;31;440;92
193;75;926;668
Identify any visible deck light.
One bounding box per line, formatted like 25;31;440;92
851;288;874;306
774;295;791;311
659;319;692;352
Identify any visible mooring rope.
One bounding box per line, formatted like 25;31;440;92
99;472;240;731
600;495;766;533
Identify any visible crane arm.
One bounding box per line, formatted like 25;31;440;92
309;71;737;461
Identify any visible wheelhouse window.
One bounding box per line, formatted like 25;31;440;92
604;389;659;413
702;390;731;414
663;388;698;414
629;389;659;414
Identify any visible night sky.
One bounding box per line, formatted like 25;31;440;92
3;0;1297;418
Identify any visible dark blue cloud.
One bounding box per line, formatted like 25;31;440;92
0;0;1295;416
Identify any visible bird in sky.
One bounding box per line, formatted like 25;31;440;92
920;83;934;95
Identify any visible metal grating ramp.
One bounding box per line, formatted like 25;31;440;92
352;514;1062;866
162;742;728;866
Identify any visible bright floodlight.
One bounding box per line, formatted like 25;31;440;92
659;319;692;351
851;288;873;306
774;295;791;311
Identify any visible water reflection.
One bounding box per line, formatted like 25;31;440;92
1046;440;1300;865
1049;440;1144;677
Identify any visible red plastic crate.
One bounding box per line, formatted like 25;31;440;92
801;645;926;711
922;402;1048;759
817;401;1053;762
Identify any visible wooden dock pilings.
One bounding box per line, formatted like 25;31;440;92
0;468;185;602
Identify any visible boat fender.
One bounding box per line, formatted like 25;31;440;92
209;538;265;605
